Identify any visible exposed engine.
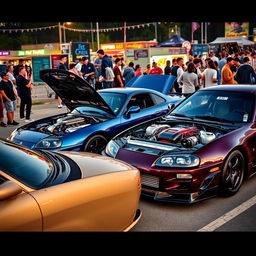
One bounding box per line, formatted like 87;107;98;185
119;122;226;155
26;114;99;135
144;123;221;148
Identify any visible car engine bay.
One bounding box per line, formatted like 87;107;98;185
116;121;232;155
23;113;101;136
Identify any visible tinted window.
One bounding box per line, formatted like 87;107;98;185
151;93;166;105
126;93;155;111
171;90;255;123
0;141;54;189
99;92;127;115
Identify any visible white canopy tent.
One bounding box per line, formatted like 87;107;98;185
209;37;255;46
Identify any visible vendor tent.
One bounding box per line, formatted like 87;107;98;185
156;35;188;47
209;37;255;46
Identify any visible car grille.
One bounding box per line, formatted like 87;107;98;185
141;173;160;189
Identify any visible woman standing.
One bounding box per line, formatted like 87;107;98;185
177;62;199;97
202;59;218;88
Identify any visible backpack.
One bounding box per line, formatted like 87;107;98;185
105;67;114;82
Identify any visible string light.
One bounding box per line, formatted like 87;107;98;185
0;22;171;34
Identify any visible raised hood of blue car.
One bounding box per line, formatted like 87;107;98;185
40;69;115;116
126;74;176;95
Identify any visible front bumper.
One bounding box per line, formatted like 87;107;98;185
123;209;142;231
141;186;219;204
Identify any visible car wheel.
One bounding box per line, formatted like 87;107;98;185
219;150;245;197
83;135;108;154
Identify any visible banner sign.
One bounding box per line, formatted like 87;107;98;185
134;49;148;60
32;56;51;83
71;42;90;62
0;51;10;56
225;22;249;38
18;49;47;56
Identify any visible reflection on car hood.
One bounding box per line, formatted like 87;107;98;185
126;75;176;95
40;69;115;116
59;151;135;178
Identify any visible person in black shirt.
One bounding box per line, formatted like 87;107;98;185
164;60;171;75
16;67;33;122
56;55;68;108
0;72;19;125
81;57;96;87
13;59;25;79
235;57;256;84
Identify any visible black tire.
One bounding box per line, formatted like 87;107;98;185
83;135;108;154
219;150;245;197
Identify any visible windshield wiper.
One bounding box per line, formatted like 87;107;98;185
193;115;235;124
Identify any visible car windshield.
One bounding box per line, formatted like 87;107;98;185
98;92;127;115
170;90;255;123
0;141;54;189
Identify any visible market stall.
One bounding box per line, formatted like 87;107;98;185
209;37;256;53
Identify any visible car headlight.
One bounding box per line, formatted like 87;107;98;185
155;155;200;168
35;137;62;149
105;140;120;158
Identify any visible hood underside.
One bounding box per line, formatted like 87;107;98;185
40;69;115;116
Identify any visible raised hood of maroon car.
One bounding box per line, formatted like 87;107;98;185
40;69;115;116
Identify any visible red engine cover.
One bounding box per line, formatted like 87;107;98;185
157;126;199;143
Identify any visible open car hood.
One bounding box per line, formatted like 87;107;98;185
40;69;115;116
126;74;176;95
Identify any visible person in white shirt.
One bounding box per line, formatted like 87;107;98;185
75;57;85;77
210;51;219;64
202;59;218;87
178;62;199;97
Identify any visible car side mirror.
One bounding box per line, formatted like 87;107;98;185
126;106;141;118
0;181;22;201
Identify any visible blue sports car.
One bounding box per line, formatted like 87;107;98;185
8;69;181;153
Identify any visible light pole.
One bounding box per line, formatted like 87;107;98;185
58;22;62;44
96;22;100;50
63;22;71;43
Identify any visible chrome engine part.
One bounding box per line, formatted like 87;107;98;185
145;124;220;148
35;114;96;135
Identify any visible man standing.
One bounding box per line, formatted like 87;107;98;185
75;57;85;77
149;62;163;75
123;62;135;85
171;57;184;93
221;57;236;84
113;58;124;88
13;59;25;78
164;60;172;75
56;55;68;108
235;57;256;84
81;57;96;87
16;67;33;122
96;49;114;89
0;72;19;126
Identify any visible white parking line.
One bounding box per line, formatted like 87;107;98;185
198;194;256;231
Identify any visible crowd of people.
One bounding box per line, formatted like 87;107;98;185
1;47;256;128
0;59;33;127
71;48;256;99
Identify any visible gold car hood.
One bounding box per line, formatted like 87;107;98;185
58;151;135;178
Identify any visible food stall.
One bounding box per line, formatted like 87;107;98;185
209;37;256;53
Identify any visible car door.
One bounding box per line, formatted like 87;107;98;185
119;92;168;131
0;174;42;231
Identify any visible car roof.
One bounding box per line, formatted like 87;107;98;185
203;85;256;94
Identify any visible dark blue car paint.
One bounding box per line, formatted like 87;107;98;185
11;88;182;151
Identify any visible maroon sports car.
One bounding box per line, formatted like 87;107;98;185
104;85;256;203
